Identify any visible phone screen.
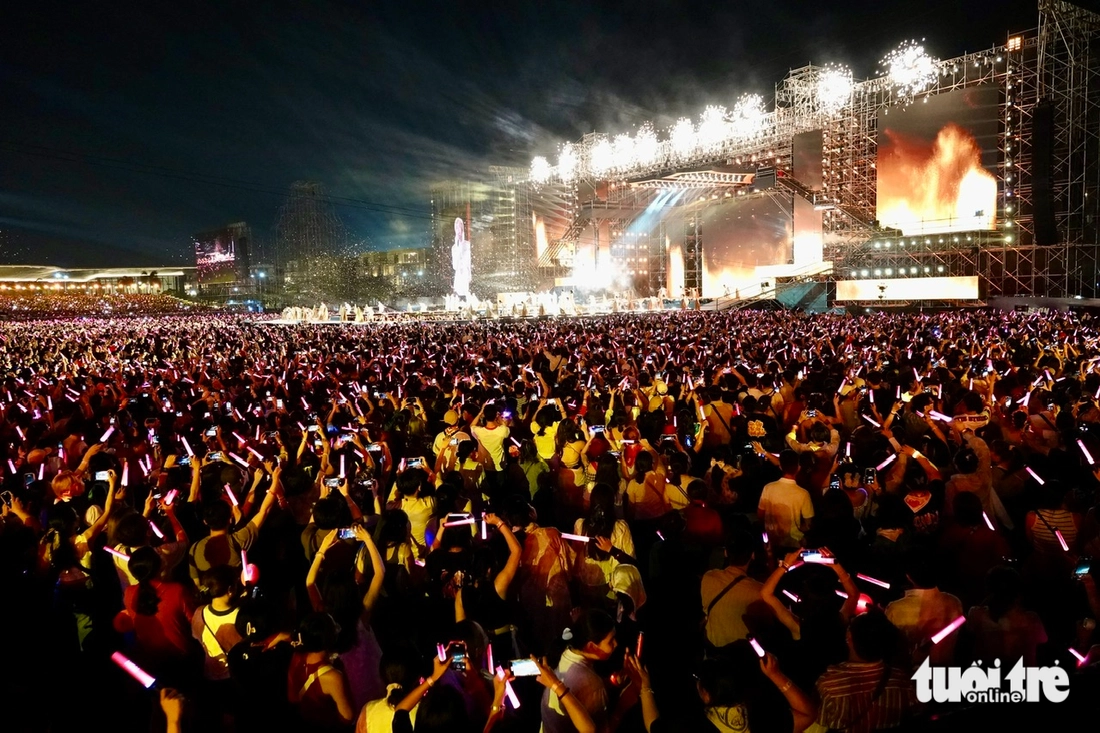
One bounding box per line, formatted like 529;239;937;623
94;471;109;482
829;473;840;491
325;478;341;488
863;468;876;485
408;457;425;469
337;527;357;540
509;659;540;677
1075;559;1092;576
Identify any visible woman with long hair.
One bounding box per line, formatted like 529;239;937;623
287;612;357;731
571;484;636;610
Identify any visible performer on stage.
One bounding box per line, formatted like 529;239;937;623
451;217;472;299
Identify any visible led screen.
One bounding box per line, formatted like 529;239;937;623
194;231;238;284
699;194;792;298
876;86;999;235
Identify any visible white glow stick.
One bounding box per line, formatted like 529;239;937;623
38;463;44;480
749;638;765;658
228;452;249;468
6;460;14;474
99;426;115;443
929;411;953;422
443;518;476;527
876;454;896;471
861;414;881;428
561;533;590;543
856;573;890;589
247;446;264;461
181;435;194;457
1025;466;1045;485
836;590;849;599
481;519;488;540
149;520;164;540
111;651;156;689
104;546;130;562
1020;392;1031;407
782;589;800;603
339;454;345;479
980;511;996;531
224;483;238;507
931;615;966;644
496;667;520;708
1079;440;1095;465
1070;647;1087;665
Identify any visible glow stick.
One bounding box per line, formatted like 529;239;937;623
104;546;130;562
846;442;851;458
656;530;665;541
762;532;769;544
931;615;966;644
496;667;521;708
481;519;488;540
228;452;249;468
110;652;156;689
339;454;345;479
437;644;447;662
861;414;881;428
896;386;901;399
1025;466;1045;485
164;489;177;506
561;533;590;543
749;638;765;658
802;553;835;564
181;435;194;457
232;431;247;444
636;632;644;659
836;590;849;599
99;426;115;443
301;396;309;409
1070;647;1087;665
224;483;238;507
149;520;164;540
443;518;476;527
1055;529;1070;552
38;463;44;481
913;368;920;382
876;454;896;471
782;589;800;603
16;403;26;413
929;411;953;422
1079;439;1095;465
247;446;264;461
47;396;52;411
856;573;891;589
837;378;846;394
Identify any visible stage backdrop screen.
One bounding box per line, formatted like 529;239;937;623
700;194;792;298
876;85;999;235
194;232;238;285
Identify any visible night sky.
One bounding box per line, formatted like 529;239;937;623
0;0;1045;267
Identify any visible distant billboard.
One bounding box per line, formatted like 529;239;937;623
835;276;979;301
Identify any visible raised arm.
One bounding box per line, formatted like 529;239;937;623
488;513;522;599
761;552;803;640
355;524;385;616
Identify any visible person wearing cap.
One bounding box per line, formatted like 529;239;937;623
432;409;469;458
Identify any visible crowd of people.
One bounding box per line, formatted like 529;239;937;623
1;307;1099;732
0;291;199;319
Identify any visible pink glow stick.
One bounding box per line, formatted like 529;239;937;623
876;454;896;471
181;435;194;457
38;463;44;481
104;546;130;562
782;589;801;603
164;489;177;506
110;652;156;689
149;520;164;540
224;483;238;507
762;532;769;544
856;573;891;589
982;512;995;531
1055;529;1070;552
7;459;15;474
232;431;247;444
931;615;966;644
1025;466;1045;485
861;414;881;428
1079;439;1095;465
495;667;520;708
437;643;447;662
481;519;488;540
929;411;953;422
99;426;114;443
1070;647;1087;665
561;533;590;543
443;518;476;527
228;452;249;468
636;632;644;659
836;590;849;599
247;446;264;461
749;638;765;658
15;426;24;441
339;454;345;479
487;643;494;673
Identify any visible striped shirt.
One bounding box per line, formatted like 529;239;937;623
1029;509;1078;553
816;661;916;733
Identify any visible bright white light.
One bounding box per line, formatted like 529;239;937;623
731;94;765;139
558;143;577;183
670;117;695;159
529;156;552;184
883;41;938;97
590;138;613;177
696;105;729;152
612;133;636;171
817;64;853;113
634;123;659;167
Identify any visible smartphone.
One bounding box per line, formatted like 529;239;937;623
367;443;383;453
94;471;110;482
407;457;425;469
150;434;159;445
449;438;459;446
265;431;278;441
807;409;817;418
337;527;357;540
1075;558;1092;576
208;451;223;462
178;456;192;466
447;641;467;671
276;399;284;410
109;417;116;425
205;427;217;437
863;467;876;485
0;491;11;507
509;659;540;677
829;473;840;492
24;473;35;487
325;478;341;489
800;549;834;564
308;425;319;433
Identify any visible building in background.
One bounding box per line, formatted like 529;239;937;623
360;247;430;295
275;181;349;302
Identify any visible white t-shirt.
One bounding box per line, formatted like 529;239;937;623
472;423;510;471
758;477;814;547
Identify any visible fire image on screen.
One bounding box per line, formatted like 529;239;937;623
876;86;999;235
700;195;791;298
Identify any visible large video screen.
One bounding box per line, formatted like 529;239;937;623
195;231;238;284
700;194;792;298
876;85;999;235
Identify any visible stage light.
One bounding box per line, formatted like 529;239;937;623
530;156;552;185
1007;36;1022;52
817;64;853;113
883;40;938;97
558;143;578;183
670;117;695;159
